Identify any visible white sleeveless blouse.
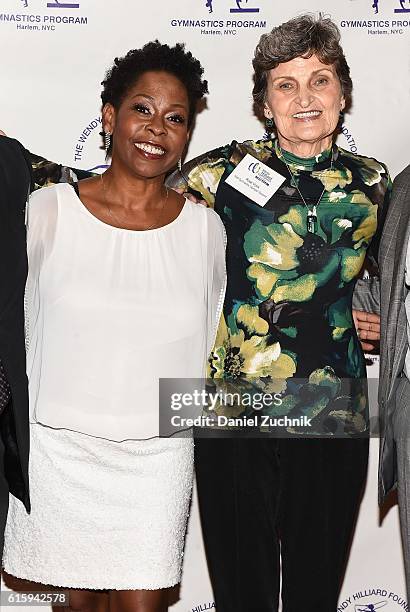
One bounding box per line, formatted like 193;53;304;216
25;183;226;441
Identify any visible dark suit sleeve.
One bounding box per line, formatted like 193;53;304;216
0;136;32;510
0;137;33;195
352;276;380;314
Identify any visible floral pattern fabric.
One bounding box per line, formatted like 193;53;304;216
173;138;391;435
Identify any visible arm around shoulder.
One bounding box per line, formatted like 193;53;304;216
167;145;230;209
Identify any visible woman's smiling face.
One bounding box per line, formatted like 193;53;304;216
103;70;190;179
264;54;345;157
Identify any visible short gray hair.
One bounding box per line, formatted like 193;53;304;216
252;14;352;110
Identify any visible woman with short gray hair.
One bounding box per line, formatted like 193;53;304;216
253;13;353;117
171;12;391;611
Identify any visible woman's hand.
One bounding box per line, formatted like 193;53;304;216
352;309;380;352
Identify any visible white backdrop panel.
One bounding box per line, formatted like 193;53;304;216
1;0;409;609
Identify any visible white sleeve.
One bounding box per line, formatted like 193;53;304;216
25;185;59;351
205;208;227;357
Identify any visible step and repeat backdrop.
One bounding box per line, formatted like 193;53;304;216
1;1;410;610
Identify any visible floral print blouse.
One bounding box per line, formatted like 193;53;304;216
171;138;391;436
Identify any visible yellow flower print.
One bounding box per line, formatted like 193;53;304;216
209;316;296;382
332;327;349;341
340;248;366;283
188;161;225;207
328;410;367;433
236;304;269;336
312;168;352;191
244;220;303;299
247;221;304;271
309;367;341;398
343;151;386;187
272;274;317;304
329;191;347;203
278;206;306;235
267;353;297;393
247;263;281;300
352;208;377;247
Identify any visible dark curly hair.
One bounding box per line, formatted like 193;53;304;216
253;14;352;112
101;40;208;135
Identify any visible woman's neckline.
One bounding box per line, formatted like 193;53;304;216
274;139;334;171
65;182;188;234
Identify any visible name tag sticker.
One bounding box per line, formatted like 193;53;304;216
225;153;286;207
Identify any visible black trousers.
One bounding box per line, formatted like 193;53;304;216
194;436;369;612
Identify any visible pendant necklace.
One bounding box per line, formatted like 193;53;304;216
281;148;335;234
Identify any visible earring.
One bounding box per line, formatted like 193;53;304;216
263;117;274;141
104;131;112;152
178;158;182;172
338;111;345;128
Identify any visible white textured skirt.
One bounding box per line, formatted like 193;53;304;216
2;423;194;590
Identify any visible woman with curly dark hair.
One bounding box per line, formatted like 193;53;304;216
1;42;225;612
